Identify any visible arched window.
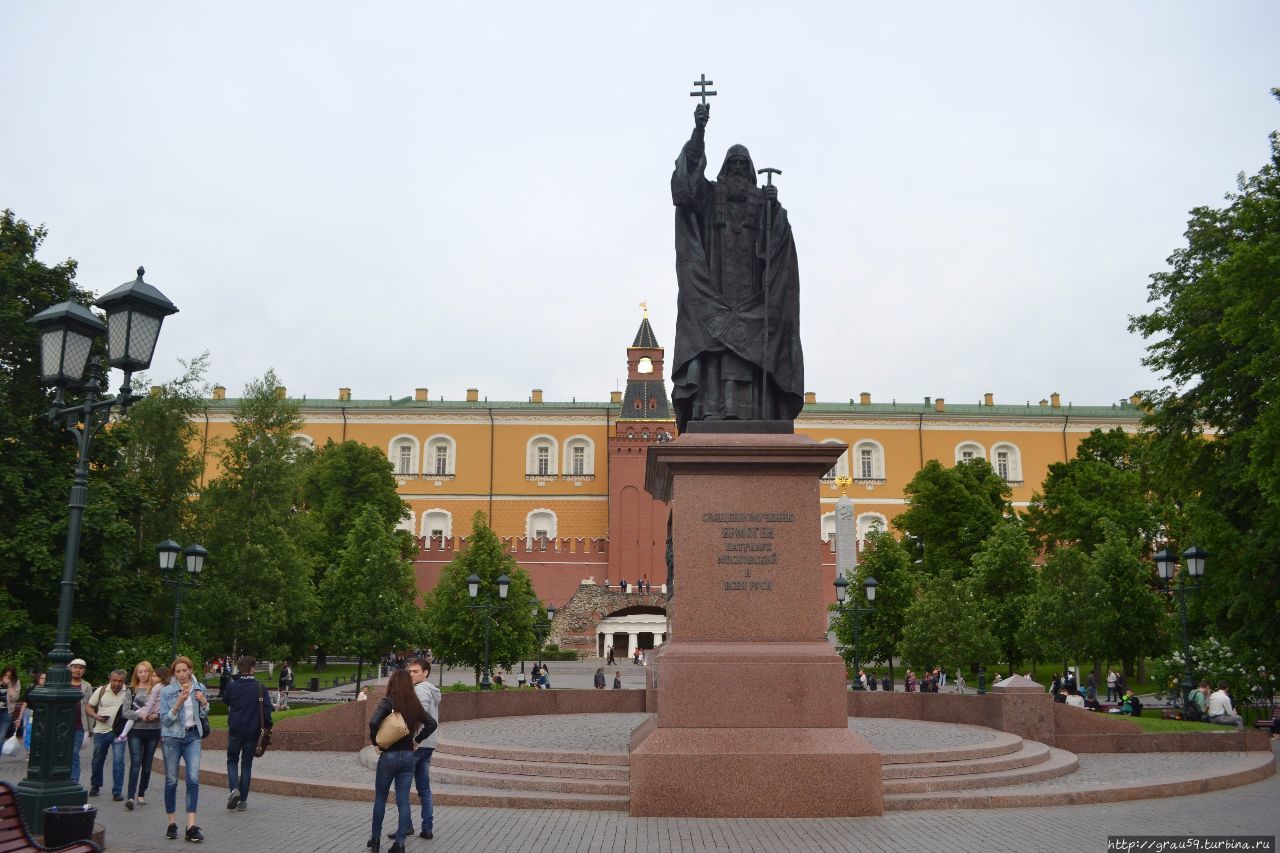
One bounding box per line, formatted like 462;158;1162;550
425;435;456;477
991;443;1023;484
526;435;558;478
422;509;452;542
563;435;595;477
526;509;557;549
820;511;837;552
852;440;885;481
955;441;985;464
388;435;419;476
857;513;888;552
637;357;654;374
292;434;315;451
820;439;849;483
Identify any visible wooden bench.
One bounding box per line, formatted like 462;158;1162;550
0;782;100;853
1254;705;1279;734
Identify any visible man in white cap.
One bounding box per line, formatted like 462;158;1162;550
68;659;94;783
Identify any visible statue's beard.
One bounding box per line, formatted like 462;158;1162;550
726;174;755;202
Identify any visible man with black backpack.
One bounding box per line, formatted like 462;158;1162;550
223;656;273;812
87;668;131;800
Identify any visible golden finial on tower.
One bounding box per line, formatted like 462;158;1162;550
639;300;648;319
835;475;851;496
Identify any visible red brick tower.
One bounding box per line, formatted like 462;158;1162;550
607;310;674;586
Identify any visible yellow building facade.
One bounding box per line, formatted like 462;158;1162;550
194;323;1144;589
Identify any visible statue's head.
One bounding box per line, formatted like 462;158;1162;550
717;144;756;189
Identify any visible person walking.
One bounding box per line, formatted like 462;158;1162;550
222;656;272;812
68;658;94;784
1106;669;1118;702
122;661;163;810
159;656;209;843
21;672;46;752
87;668;131;800
369;669;435;853
613;671;622;689
388;658;441;843
594;668;606;689
0;666;21;750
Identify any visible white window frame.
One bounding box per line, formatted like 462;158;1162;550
820;439;849;483
425;434;456;477
991;442;1023;483
526;508;558;546
563;435;595;477
421;508;453;542
852;440;885;481
955;441;986;464
526;435;559;478
292;434;316;450
857;513;888;552
820;511;837;552
388;434;420;476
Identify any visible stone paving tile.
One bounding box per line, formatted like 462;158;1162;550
5;743;1277;853
969;750;1257;791
847;718;999;750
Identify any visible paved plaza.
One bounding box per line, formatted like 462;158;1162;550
4;739;1277;853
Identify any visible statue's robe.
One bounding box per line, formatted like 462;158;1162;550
670;131;804;432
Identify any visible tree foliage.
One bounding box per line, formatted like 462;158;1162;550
421;512;537;683
832;524;915;678
1127;89;1280;666
319;505;423;689
192;370;316;660
894;458;1011;578
899;571;998;672
970;519;1036;672
1018;547;1102;670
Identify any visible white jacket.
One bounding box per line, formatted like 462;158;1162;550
415;679;442;749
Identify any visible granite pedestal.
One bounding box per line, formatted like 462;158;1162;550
629;432;883;817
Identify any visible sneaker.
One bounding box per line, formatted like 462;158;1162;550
185;825;204;843
226;790;240;810
113;794;124;802
166;823;178;840
124;798;134;810
89;787;100;797
420;830;433;839
136;795;146;805
235;801;247;811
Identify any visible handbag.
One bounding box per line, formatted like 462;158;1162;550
198;696;211;739
111;688;133;738
254;686;272;757
375;709;410;749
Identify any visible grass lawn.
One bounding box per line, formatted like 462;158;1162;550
206;662;380;690
1125;715;1242;734
205;703;337;729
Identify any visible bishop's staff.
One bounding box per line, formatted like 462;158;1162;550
757;166;781;420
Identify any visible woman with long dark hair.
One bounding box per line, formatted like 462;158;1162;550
367;669;435;853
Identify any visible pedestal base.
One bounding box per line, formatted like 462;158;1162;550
629;724;882;817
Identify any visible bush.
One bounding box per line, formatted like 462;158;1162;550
89;635;202;676
540;644;579;661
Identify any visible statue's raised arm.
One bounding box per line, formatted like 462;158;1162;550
672;104;710;207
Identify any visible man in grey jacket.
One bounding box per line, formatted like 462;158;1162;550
389;658;441;841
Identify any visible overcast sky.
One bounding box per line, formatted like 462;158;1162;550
5;3;1278;408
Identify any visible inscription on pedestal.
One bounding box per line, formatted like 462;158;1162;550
702;512;795;591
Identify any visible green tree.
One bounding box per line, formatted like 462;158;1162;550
0;211;96;666
421;512;537;684
894;458;1011;578
1018;547;1102;677
1025;428;1159;554
299;438;410;669
832;524;916;682
970;519;1036;672
899;571;998;674
191;370;316;660
319;505;423;691
1128;90;1280;667
1090;521;1170;680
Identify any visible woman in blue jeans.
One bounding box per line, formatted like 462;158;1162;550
159;656;208;843
367;670;435;853
123;662;165;809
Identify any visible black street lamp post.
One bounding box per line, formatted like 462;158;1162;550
1155;545;1208;717
833;574;878;691
17;268;178;831
158;540;209;662
467;573;510;689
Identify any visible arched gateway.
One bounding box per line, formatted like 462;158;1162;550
547;580;668;659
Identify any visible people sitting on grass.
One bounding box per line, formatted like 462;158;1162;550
1208;681;1244;729
1065;689;1086;709
1109;689;1143;716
